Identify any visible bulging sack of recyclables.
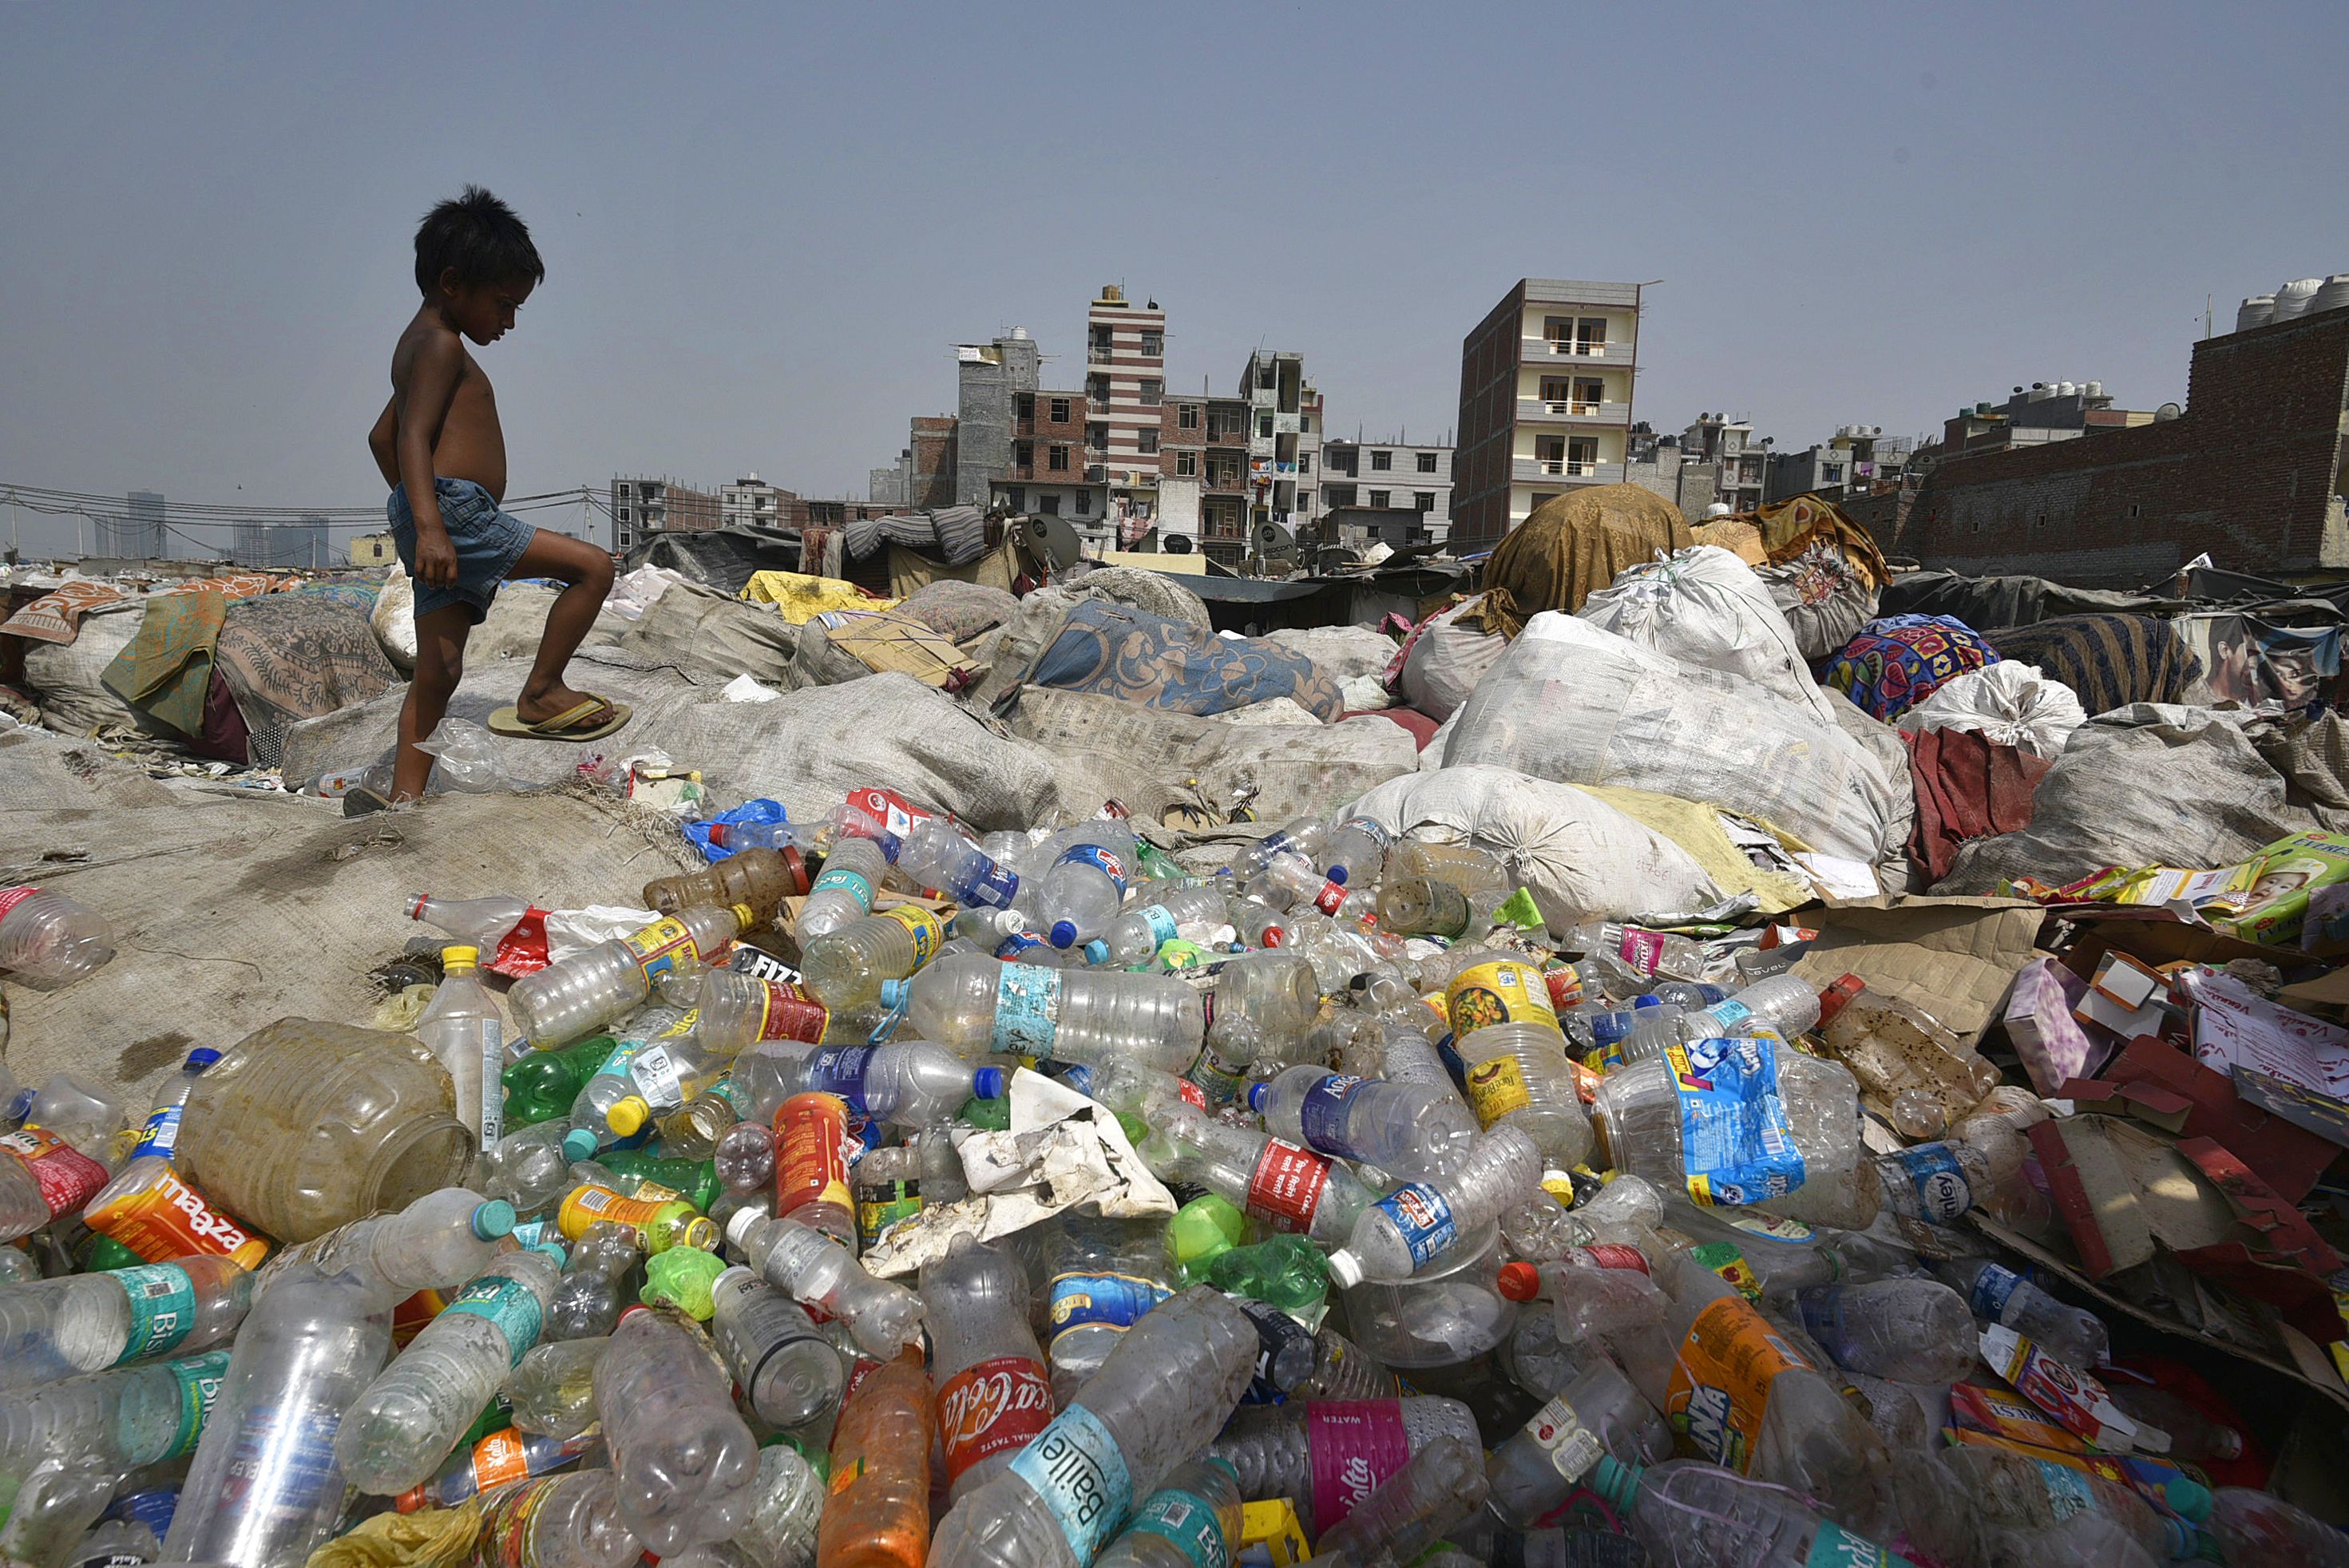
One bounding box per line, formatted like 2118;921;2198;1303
1577;544;1846;727
1441;612;1907;867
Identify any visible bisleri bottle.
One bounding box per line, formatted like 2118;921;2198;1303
927;1286;1258;1568
416;944;508;1148
0;1253;252;1392
886;952;1203;1071
800;905;949;1012
1248;1063;1477;1178
508;904;747;1047
1100;885;1229;968
335;1248;561;1494
790;833;889;943
592;1305;759;1554
1446;957;1592;1168
1092;1455;1245;1568
922;1236;1053;1502
1589;1456;1919;1568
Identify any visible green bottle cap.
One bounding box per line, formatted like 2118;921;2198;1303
641;1246;728;1320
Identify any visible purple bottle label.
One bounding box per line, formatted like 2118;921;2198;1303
1295;1073;1373;1158
806;1045;876;1104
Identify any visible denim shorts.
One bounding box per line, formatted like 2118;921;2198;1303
386;477;537;624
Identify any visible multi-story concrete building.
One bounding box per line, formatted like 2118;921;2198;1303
1765;427;1914;504
1084;286;1167;544
1452;279;1644;549
612;477;721;553
232;513;327;569
101;490;166;559
955;331;1043;506
719;474;798;531
1240;350;1324;548
1898;299;2349;584
993;388;1105;534
867;417;959;512
1321;438;1453;544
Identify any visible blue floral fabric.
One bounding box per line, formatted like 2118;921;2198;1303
1029;600;1343;722
1820;613;2000;721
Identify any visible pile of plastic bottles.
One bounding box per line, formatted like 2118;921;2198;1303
0;799;2343;1568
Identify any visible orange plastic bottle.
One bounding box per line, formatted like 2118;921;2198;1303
816;1347;936;1568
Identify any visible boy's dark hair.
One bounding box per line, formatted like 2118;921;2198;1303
414;185;545;295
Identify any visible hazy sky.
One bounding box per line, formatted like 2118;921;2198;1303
3;2;2344;555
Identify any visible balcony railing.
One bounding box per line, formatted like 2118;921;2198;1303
1519;398;1632;425
1512;457;1626;485
1087;345;1114;363
1523;335;1624;361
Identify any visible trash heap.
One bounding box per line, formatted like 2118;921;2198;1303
4;772;2347;1568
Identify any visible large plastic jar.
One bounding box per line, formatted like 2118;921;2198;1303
1336;1221;1518;1368
177;1018;470;1241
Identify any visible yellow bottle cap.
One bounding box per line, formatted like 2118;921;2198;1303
442;945;479;966
681;1217;719;1252
607;1097;652;1137
731;903;756;928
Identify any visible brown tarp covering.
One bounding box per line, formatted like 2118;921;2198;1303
1460;484;1693;637
1744;494;1892;589
1690;517;1767;564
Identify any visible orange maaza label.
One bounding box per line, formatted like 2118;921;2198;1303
1665;1294;1813;1473
774;1093;852;1224
556;1183;668;1239
84;1165;271;1270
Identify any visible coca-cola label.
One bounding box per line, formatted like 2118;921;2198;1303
1245;1139;1331;1232
1304;1400;1412;1538
487;907;551;977
1312;878;1349;917
1579;1243;1651;1274
0;886;40;921
844;787;929;859
1052;844;1131;898
0;1127;109;1221
937;1355;1054;1485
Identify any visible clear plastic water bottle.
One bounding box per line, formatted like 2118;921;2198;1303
0;1254;251;1390
336;1248;561;1494
1092;1455;1245;1568
1030;822;1137;948
1617;973;1823;1066
709;1266;843;1429
1454;1019;1592;1168
1316;1434;1490;1566
1940;1443;2199;1562
885;953;1203;1071
417;944;508;1148
2204;1487;2349;1568
1016;1212;1174;1403
122;1047;221;1166
1486;1359;1673;1528
0;1348;231;1499
255;1187;517;1303
1588;1456;1915;1568
896;815;1024;912
476;1121;587;1218
1321;813;1396;885
163;1264;393;1568
592;1305;759;1554
927;1286;1258;1568
1929;1258;2109;1368
922;1236;1053;1502
800;905;949;1012
469;1471;640;1568
1246;850;1348;916
791;833;889;944
1208;950;1321;1051
1249;1063;1478;1178
1100;885;1229;968
1795;1277;1979;1383
732;1039;1004;1127
1139;1108;1380;1247
732;1441;825;1568
545;1222;642;1340
1325;1125;1543;1287
505;1336;607;1438
724;1206;924;1357
1206;1396;1483;1540
0;885;116;989
509;905;747;1047
407;891;531;953
1230;818;1328;881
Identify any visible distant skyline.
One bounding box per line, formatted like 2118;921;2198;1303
4;2;2346;555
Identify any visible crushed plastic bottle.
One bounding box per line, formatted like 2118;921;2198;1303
509;904;747;1047
592;1305;759;1554
0;885;116;989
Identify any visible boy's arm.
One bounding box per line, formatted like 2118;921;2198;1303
396;335;465;588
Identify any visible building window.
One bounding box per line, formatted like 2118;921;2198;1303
1178;403;1199;430
1258;365;1275;390
1005;487;1024;511
1567;437;1599;476
1087;424;1108;450
1088;375;1108;403
1050;397;1070;423
1048;445;1069;472
1328;485;1357;508
1300;489;1313;509
1369;489;1390;509
1298;453;1312;474
1138;430;1160;455
1370;449;1392;471
1416;492;1435;512
1417;451;1439;473
1141;379;1163;406
1175;452;1198;477
1821;464;1843;482
1530;491;1561;507
1301;415;1312;433
1016;441;1033;468
2034;513;2046;530
1140;331;1163;357
1016;393;1035;420
1075;491;1091;515
1576;317;1608;354
1535;434;1566;473
1258;413;1274;438
1040;494;1060;515
1973;516;1984;534
2128;503;2142;518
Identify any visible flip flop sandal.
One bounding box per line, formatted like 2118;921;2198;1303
485;696;634;742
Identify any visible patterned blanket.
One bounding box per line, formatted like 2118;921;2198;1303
212;594;396;769
1820;613;2000;721
1990;614;2204;716
0;573;283;644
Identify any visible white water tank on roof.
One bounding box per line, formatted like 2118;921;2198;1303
2085;382;2104;400
2058;382;2077;397
2312;275;2349;315
2237;296;2276;332
2273;279;2323;320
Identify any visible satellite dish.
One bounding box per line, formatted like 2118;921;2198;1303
1024;514;1086;569
1163;535;1195;554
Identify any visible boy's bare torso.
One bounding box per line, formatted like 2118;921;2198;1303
369;307;507;500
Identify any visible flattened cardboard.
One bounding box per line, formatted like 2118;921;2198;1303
1793;893;2045;1046
2094;1036;2339;1204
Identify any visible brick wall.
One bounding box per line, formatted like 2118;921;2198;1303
908;416;958;510
1901;309;2349;584
1452;284;1526;549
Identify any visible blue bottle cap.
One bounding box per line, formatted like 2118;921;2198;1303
470;1199;518;1239
561;1127;599;1162
1050;920;1079;948
973;1067;1007;1100
185;1047;223;1071
1633;994;1662;1008
1247;1082;1269;1112
1327;865;1348;886
878;978;910;1010
1082;939;1111;965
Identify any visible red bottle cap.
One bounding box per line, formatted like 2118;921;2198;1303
1496;1261;1540;1302
1816;972;1867;1026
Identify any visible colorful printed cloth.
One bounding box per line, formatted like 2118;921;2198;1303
1028;599;1343;722
2;572;286;646
100;589;231;738
1820;613;2000;720
212;593;396;769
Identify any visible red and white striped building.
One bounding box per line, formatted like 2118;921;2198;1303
1083;285;1167;545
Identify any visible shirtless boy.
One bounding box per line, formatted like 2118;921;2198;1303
357;186;623;816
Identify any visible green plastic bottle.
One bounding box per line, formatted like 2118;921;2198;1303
597;1150;720;1211
641;1246;728;1319
959;1095;1012;1134
1206;1234;1328;1314
501;1034;620;1127
1167;1194;1246;1286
